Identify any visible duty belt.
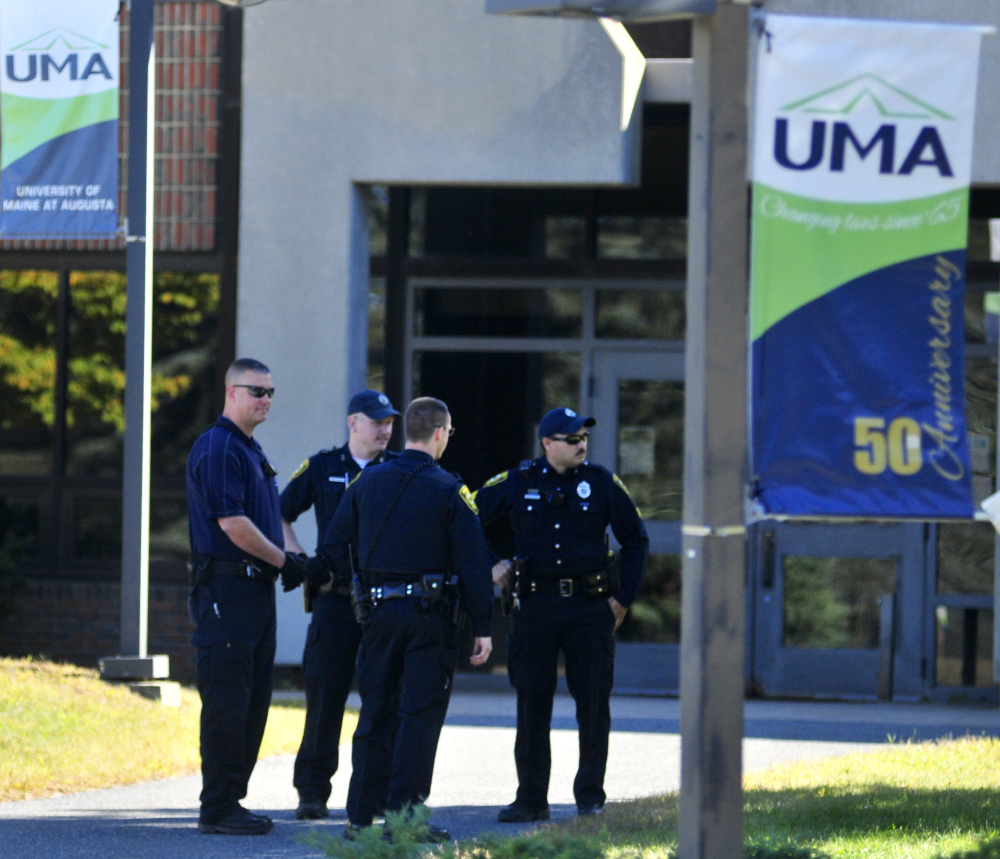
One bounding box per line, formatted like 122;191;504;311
370;580;431;601
522;569;605;598
314;578;353;599
210;558;277;582
364;570;450;605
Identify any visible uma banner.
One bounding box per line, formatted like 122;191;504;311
0;0;119;237
750;15;983;518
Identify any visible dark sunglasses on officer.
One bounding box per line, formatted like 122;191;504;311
233;384;275;399
551;431;590;446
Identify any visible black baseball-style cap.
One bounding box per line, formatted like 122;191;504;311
537;407;596;440
348;389;401;420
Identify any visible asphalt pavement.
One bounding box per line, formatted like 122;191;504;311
2;687;999;858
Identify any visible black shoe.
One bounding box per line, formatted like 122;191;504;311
343;823;366;841
248;809;273;825
577;803;604;817
295;799;329;820
422;823;451;843
497;801;550;823
199;807;274;835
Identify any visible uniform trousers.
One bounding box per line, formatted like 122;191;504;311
507;592;616;810
192;575;277;823
346;599;457;826
293;592;363;804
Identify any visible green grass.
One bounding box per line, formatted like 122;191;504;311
305;737;1000;859
0;656;351;801
4;657;1000;859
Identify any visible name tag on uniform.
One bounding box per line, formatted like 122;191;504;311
524;489;541;500
328;475;348;484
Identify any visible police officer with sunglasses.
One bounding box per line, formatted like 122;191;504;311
473;407;648;824
187;358;310;835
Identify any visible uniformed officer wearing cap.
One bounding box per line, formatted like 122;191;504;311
187;358;309;836
280;389;400;821
318;396;494;842
473;407;648;823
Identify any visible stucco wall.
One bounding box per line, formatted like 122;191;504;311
237;0;640;660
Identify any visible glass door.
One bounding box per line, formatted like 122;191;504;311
749;521;926;699
590;350;685;694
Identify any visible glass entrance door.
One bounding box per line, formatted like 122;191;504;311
590;351;684;694
750;521;926;699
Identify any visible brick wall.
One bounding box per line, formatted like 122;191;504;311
0;580;197;682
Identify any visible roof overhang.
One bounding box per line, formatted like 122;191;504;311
485;0;716;21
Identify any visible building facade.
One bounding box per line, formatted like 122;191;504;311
1;0;998;699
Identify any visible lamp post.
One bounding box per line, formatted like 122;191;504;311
101;0;275;691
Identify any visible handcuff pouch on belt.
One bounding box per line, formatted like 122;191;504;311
187;554;213;591
581;568;610;598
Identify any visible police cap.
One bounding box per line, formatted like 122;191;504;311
348;389;401;420
537;407;596;440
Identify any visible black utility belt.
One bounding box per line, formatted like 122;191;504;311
209;558;277;582
314;579;353;599
522;569;609;599
364;571;452;604
371;581;431;600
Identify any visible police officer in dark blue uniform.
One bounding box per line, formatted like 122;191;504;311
186;358;309;836
280;389;400;820
319;396;494;843
473;407;648;823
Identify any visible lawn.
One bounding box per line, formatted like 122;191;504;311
0;656;331;801
3;656;1000;859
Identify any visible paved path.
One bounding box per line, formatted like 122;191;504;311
2;690;999;858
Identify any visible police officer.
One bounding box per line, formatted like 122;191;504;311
186;358;309;836
473;407;649;823
280;389;400;820
318;396;494;842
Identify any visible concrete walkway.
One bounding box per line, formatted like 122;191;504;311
2;689;999;858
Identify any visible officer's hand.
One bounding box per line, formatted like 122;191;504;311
470;636;492;666
280;552;307;592
608;597;627;632
304;555;334;589
491;559;513;589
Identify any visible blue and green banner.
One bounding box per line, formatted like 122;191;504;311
0;0;119;237
749;15;983;518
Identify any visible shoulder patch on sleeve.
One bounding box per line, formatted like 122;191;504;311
612;473;643;518
459;484;479;514
612;473;633;497
483;471;509;488
290;458;310;480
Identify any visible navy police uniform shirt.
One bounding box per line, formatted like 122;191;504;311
319;449;494;637
473;457;649;607
186;416;283;560
280;442;396;550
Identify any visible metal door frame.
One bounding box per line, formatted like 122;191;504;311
748;520;926;700
590;350;684;694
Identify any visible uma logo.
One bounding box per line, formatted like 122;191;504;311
773;74;953;177
6;28;112;82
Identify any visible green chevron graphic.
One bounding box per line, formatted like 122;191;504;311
10;27;109;52
781;73;954;120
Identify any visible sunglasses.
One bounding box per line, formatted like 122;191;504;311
233;384;275;399
552;431;590;445
435;425;456;436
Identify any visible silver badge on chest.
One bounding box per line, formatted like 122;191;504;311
576;480;591;499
